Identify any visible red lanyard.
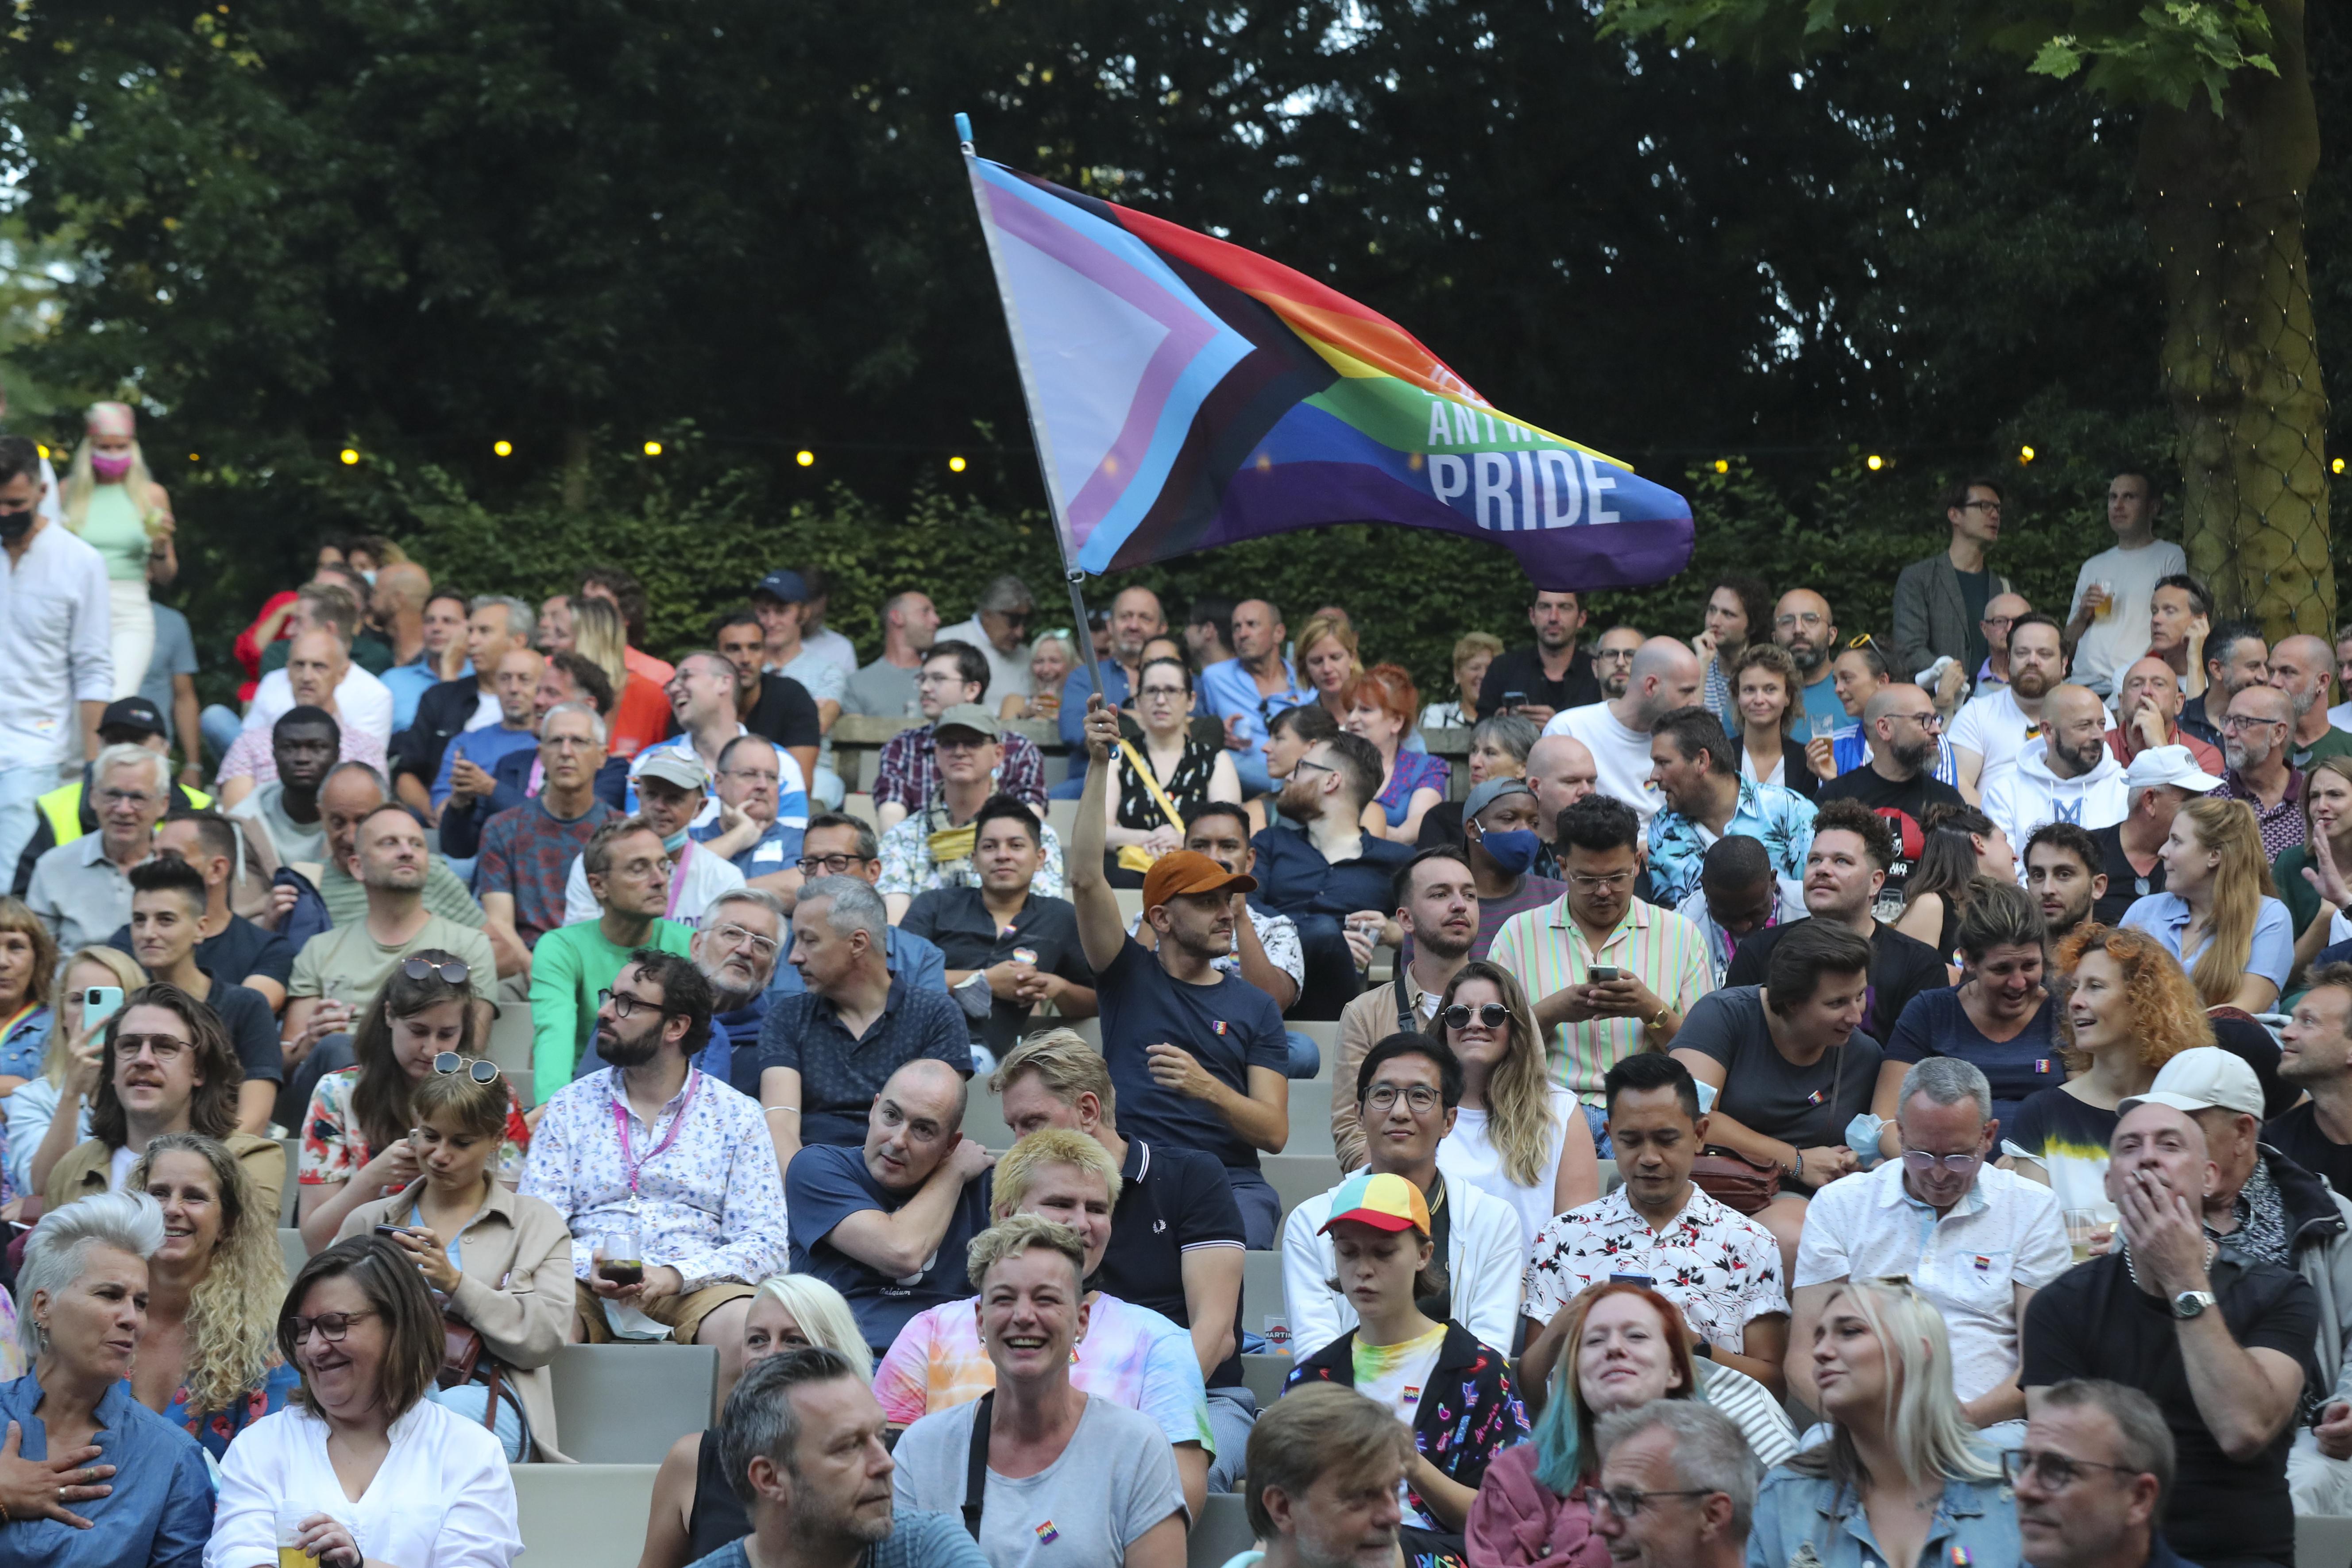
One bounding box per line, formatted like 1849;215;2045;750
610;1068;700;1199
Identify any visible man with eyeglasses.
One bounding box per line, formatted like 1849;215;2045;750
2105;655;2224;775
1587;1402;1761;1568
767;813;949;1000
1790;1057;2068;1447
476;701;616;976
1592;625;1644;702
579;888;787;1089
869;640;1047;831
689;732;804;898
934;572;1039;714
1771;588;1848;733
10;695;216;897
25;743;170;950
1974;591;2033;696
1816;686;1965;907
525;948;786;1401
528;816;694;1103
1199;597;1312;797
1984;684;2129;853
2214;682;2309;857
710;608;821;789
1950;611;2070;804
1892;475;2015;686
2024;1097;2319;1568
2013;1380;2193;1568
563;748;751;927
1280;1031;1522;1362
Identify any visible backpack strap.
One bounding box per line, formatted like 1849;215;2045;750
961;1390;994;1539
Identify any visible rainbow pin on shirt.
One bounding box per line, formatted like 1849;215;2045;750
1036;1522;1061;1546
1952;1548;1972;1567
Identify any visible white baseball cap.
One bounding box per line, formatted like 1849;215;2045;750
2123;744;2222;795
2118;1045;2264;1119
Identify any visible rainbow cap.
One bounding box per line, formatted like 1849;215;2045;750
1318;1171;1431;1238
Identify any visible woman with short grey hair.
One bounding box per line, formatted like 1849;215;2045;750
1;1191;212;1564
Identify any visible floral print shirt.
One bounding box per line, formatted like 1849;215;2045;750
298;1066;531;1192
1287;1320;1529;1568
1645;776;1816;911
161;1360;302;1462
1521;1186;1788;1352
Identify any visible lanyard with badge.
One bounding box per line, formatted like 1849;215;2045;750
610;1067;700;1214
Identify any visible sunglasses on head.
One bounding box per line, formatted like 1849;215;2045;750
1444;1002;1510;1030
433;1051;500;1083
402;955;471;986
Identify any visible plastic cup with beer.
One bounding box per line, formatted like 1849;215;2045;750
596;1228;645;1290
2062;1207;2116;1263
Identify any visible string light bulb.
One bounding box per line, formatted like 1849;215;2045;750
2019;445;2036;463
796;450;815;468
1713;459;1729;474
948;455;967;473
1865;454;1885;472
493;440;513;457
339;448;359;466
2336;457;2347;475
188;453;200;463
642;440;662;457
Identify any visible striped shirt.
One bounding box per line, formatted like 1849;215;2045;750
1487;895;1716;1103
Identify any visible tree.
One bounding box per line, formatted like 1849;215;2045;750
1596;0;2329;635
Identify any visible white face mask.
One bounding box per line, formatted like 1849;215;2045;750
360;569;378;585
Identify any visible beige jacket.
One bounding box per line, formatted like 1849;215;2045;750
46;1131;285;1219
1331;971;1439;1171
339;1177;578;1462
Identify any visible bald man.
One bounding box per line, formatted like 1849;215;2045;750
1524;734;1599;878
2216;683;2309;857
2268;633;2352;772
2108;655;2225;775
1983;684;2126;850
1199;597;1310;796
1054;584;1166;779
1772;589;1846;731
1542;637;1702;829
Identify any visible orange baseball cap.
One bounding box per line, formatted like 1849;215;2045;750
1141;850;1256;909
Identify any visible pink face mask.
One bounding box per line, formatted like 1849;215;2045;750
91;452;133;481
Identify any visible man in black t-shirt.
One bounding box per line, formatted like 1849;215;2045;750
989;1029;1255;1490
2275;964;2352;1200
1477;589;1600;730
1814;684;1963;908
714;608;820;780
104;810;295;1011
1723;799;1946;1043
2024;1100;2318;1568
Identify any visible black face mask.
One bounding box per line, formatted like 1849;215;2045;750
0;507;32;541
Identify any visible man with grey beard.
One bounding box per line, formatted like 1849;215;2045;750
2215;682;2308;857
1815;683;1964;906
577;886;784;1088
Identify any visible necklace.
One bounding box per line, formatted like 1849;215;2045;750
2123;1233;2215;1293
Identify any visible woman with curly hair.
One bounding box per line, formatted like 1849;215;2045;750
2122;793;2294;1012
2003;923;2210;1222
1434;961;1597;1250
1730;642;1816;797
125;1131;297;1459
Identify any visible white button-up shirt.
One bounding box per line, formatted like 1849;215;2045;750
1794;1158;2071;1404
0;521;110;771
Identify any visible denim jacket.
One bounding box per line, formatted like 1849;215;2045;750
1746;1465;2020;1568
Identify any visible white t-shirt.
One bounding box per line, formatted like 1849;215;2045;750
2068;538;2187;694
801;626;859;680
1542;702;1662;826
108;1143;137;1192
1437;1086;1581;1254
1947;686;2039;793
1351;1322;1449;1529
241;662;396;744
560;837;746;927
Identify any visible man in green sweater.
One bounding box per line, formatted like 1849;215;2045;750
529;815;692;1102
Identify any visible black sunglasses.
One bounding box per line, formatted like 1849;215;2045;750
433;1051;499;1084
402;955;471;986
1444;1002;1510;1030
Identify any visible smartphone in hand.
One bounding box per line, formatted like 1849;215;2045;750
1589;966;1622;984
83;986;125;1031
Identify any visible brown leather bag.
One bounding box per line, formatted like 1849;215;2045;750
1688;1148;1784;1215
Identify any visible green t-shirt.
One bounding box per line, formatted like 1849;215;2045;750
526;917;694;1104
2292;727;2352;772
288;911;498;1017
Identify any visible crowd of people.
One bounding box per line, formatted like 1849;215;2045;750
4;403;2352;1568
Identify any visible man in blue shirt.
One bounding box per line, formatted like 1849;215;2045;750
1198;598;1311;799
1250;731;1412;1019
785;1058;997;1356
430;645;544;816
1053;586;1165;790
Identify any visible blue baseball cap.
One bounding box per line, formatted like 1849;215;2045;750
753;569;810;604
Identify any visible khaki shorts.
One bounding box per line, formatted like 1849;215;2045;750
573;1278;755;1348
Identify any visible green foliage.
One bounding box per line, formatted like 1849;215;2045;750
2028;3;2278;113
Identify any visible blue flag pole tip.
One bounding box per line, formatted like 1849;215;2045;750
954;112;973;148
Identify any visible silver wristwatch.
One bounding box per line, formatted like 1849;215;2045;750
2170;1290;2217;1320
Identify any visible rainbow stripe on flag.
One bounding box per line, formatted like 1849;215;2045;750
963;153;1694;589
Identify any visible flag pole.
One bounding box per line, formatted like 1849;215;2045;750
956;111;1110;715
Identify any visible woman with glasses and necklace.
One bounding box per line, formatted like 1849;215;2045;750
296;954;529;1254
337;1059;575;1460
1749;1280;2020;1568
1466;1280;1792;1568
209;1235;523;1568
1435;961;1597;1251
1102;656;1240;886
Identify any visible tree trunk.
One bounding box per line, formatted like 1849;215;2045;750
2138;0;2329;641
561;427;594;512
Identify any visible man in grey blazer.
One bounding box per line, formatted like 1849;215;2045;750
1891;475;2014;686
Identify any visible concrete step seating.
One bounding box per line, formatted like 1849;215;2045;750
510;1462;656;1568
279;1227;307;1278
550;1343;718;1464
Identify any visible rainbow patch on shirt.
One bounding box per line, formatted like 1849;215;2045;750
1404;1386;1421;1402
1973;1255;1991;1271
2035;1059;2052;1074
1806;1088;1827;1105
1212;1020;1228;1035
1036;1522;1060;1545
1952;1549;1972;1567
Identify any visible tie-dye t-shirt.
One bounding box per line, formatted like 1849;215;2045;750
2003;1088;2120;1222
871;1290;1214;1458
1351;1323;1449;1530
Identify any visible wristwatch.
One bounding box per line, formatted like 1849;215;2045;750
2171;1290;2217;1320
1691;1338;1714;1361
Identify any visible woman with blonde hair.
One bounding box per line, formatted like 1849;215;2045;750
1347;663;1451;842
1434;961;1597;1249
2004;923;2211;1222
1425;632;1505;731
1730;642;1816;796
638;1273;873;1568
3;947;145;1208
62;400;176;699
338;1058;573;1461
1004;630;1076;722
570;593;670;760
1296;611;1361;723
2275;751;2352;972
2122;794;2293;1011
125;1131;297;1458
1749;1281;2018;1568
0;896;59;1093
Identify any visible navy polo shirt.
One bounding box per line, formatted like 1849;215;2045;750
754;977;973;1148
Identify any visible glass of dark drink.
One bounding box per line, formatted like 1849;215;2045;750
596;1229;644;1288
